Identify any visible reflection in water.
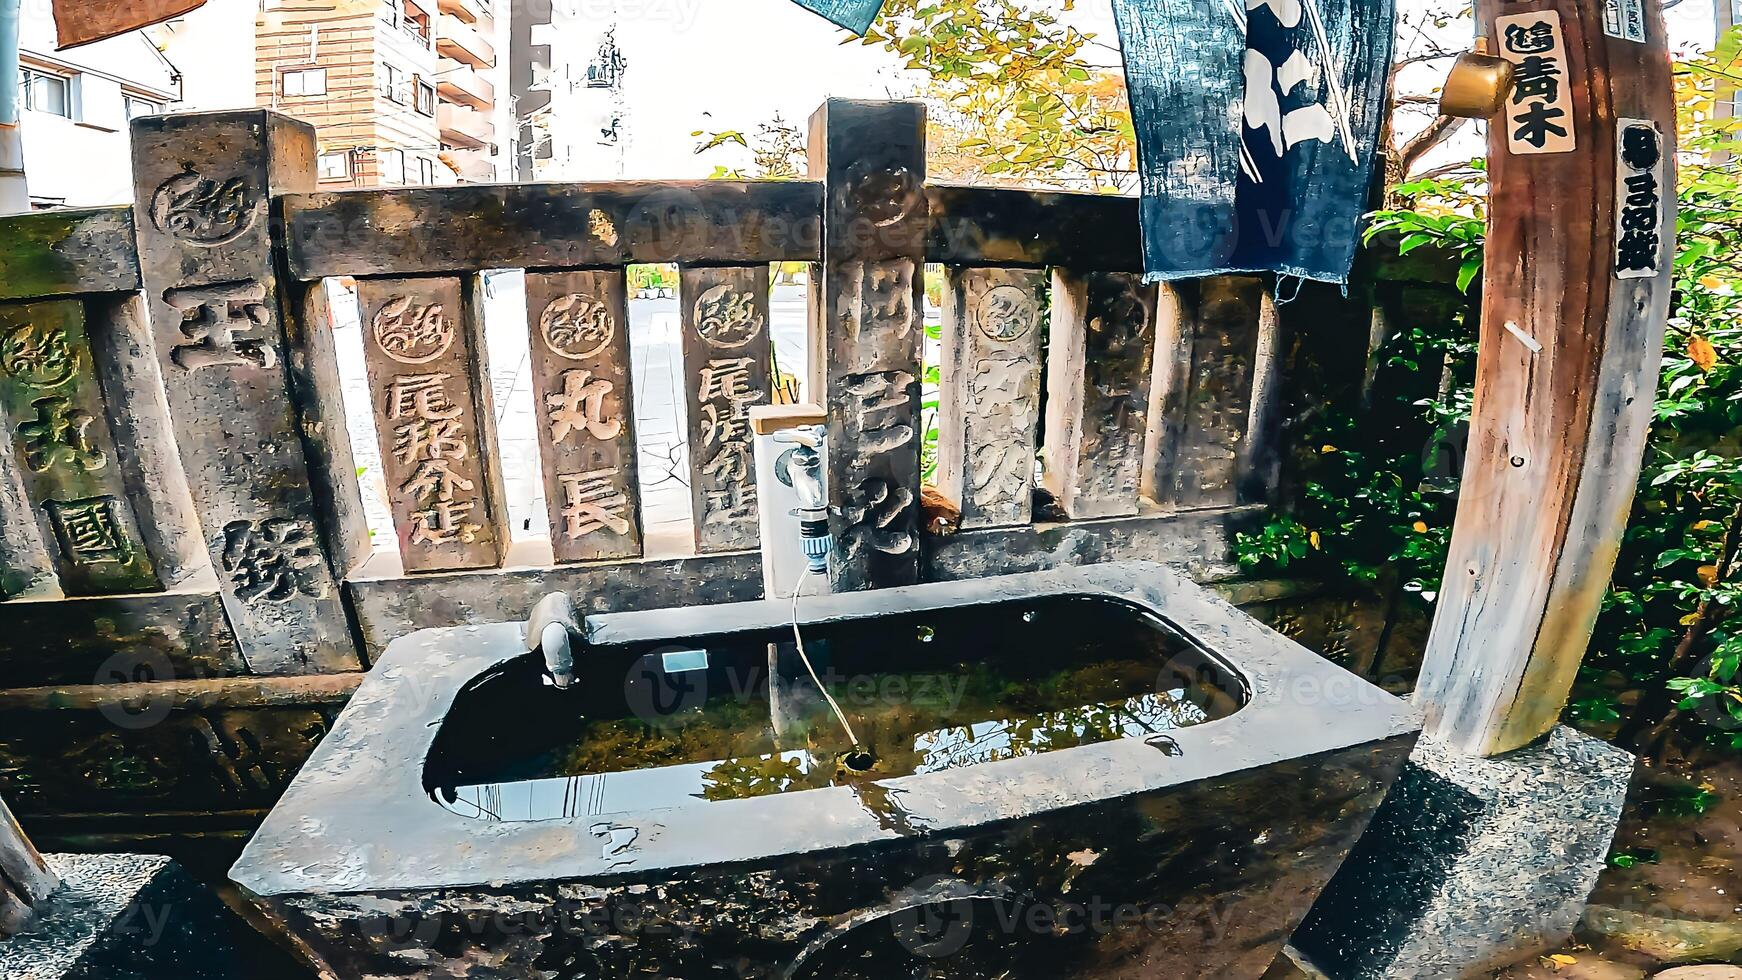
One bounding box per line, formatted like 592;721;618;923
435;689;1207;823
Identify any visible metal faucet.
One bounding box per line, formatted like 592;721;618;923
525;591;580;689
773;425;833;576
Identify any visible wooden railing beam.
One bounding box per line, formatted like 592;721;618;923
281;181;825;280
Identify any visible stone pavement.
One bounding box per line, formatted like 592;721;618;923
328;272;815;565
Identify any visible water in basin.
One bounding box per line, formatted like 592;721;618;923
424;595;1246;822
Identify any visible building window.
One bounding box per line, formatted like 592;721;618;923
383;64;408;104
415;78;436;116
418;157;437;185
379;148;406;184
21;68;71;118
318;151;351;180
124;95;162;119
282;68;327;97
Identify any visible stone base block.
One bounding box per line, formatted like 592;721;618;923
0;853;262;980
1289;725;1633;979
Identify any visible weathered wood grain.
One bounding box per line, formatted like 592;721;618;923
678;266;773;553
344;551;765;658
0;587;247;690
1143;276;1267;511
935;267;1045;529
923;505;1261;584
0;300;161;595
1415;0;1677;756
129;110;360;675
524;270;643;563
86;294;210;589
51;0;207;49
924;184;1144;271
0;794;55;938
355;278;510;573
1042;270;1159;519
0;435;57;601
286;282;373;579
0;207;140;302
282;181;823;280
0;673;360;820
810;99;928;590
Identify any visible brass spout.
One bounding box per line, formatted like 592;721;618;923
1439;39;1514;120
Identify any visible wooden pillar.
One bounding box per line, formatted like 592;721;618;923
1415;0;1676;756
936;267;1045;530
524;269;642;563
808;99;927;590
0;436;55;601
679;265;773;554
130;111;362;674
0;300;162;595
355;277;510;573
1143;276;1270;511
0;794;56;938
1042;270;1159;520
288;282;374;579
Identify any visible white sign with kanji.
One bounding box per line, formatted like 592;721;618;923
1496;11;1578;155
1614;118;1666;279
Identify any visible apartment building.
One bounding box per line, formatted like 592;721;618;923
12;8;181;208
254;0;508;187
511;0;621;181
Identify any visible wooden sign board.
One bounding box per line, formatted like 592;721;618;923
1496;11;1577;155
54;0;207;50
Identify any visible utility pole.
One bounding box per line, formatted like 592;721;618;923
0;0;28;214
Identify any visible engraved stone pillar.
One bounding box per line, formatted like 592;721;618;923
808;98;927;591
0;300;161;595
289;281;374;578
130;111;359;674
524;269;642;563
679;265;773;554
1042;270;1159;520
0;423;57;602
1143;276;1267;511
86;293;211;588
355;277;511;573
936;267;1045;530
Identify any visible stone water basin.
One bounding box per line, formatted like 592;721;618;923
231;562;1419;978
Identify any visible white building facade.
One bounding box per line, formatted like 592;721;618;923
14;8;181;208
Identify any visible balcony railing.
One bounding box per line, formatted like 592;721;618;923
438;102;493;148
437;0;484;24
436;58;493;108
444;146;497;182
437;14;495;68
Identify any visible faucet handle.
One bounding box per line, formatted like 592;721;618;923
772;423;826;450
525;592;580;689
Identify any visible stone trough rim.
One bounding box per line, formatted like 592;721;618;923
230;561;1421;898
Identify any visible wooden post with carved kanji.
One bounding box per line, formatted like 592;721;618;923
1143;276;1273;511
1414;0;1676;756
1043;271;1159;519
679;265;774;554
936;267;1046;530
808;99;927;591
525;269;642;564
130;111;364;674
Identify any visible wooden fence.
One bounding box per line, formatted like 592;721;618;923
0;100;1464;842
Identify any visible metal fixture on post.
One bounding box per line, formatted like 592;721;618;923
1438;38;1515;120
525;592;581;690
751;405;833;600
